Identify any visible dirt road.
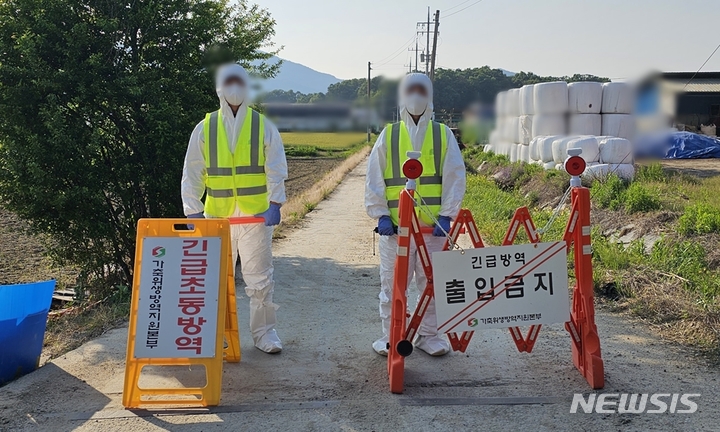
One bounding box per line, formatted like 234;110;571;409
1;160;719;431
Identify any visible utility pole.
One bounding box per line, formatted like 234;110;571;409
415;36;419;73
426;7;430;74
367;61;372;142
415;12;431;75
429;10;440;81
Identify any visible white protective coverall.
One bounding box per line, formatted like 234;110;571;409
181;64;288;353
365;73;466;356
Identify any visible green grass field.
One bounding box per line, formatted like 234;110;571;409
280;132;369;150
280;132;373;157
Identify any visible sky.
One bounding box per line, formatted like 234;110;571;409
255;0;720;81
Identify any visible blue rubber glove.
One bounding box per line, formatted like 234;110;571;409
255;202;281;226
433;216;452;237
187;212;204;219
377;215;397;236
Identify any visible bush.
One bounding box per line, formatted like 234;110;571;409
649;238;719;299
0;0;279;287
285;146;319;157
462;147;509;168
678;203;720;235
636;163;667;183
591;174;627;209
624;183;662;213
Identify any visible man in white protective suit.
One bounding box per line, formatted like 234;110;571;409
182;63;288;353
365;73;466;357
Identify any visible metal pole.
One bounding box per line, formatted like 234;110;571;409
430;10;440;81
367;62;372;142
426;7;430;74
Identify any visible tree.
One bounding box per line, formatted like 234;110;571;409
0;0;279;288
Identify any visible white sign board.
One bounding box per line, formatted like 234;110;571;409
134;237;222;359
433;242;570;333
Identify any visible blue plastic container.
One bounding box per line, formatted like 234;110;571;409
0;280;56;385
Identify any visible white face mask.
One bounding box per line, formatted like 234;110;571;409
405;92;429;116
223;83;246;106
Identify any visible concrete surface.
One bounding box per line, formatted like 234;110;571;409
1;160;719;431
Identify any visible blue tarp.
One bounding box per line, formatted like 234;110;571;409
0;280;55;385
666;132;720;159
636;132;720;159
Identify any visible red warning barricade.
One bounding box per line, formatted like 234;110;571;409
387;155;604;394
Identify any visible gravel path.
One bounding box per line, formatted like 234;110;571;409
1;159;719;431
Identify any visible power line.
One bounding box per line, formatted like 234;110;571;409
374;34;418;66
444;0;485;19
684;41;720;89
444;0;473;13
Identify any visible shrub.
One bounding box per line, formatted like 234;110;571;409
624;183;662;213
636;163;667;183
285;146;319;157
0;0;279;288
591;174;627;209
678;203;720;235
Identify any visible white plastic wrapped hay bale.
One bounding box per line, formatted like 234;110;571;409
509;144;519;162
601;82;634;114
495;91;507;116
567;136;600;163
506;88;521;117
584;163;635;181
497;141;511;157
568;82;603;114
543;161;556;170
506;116;520;144
495;117;507;140
534;81;568;114
518;145;530;163
551;136;583;164
532;114;566;138
520;85;535;115
602;114;635;140
569;114;601;136
538;135;560;162
518;115;533;145
599;137;633;164
529;136;541;160
489;129;500;147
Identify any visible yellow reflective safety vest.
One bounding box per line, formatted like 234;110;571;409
384;121;447;225
202;108;270;217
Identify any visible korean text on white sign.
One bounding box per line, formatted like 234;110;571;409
134;237;222;359
433;242;570;334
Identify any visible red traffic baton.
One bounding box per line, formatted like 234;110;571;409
227;217;266;225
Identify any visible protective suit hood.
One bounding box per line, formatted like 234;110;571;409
215;63;250;118
398;73;434;125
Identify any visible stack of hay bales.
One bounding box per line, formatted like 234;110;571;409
489;80;636;180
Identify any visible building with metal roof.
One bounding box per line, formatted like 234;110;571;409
637;72;720;132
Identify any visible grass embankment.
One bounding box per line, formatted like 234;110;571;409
281;132;371;157
462;146;720;358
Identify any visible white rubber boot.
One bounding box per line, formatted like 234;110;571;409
414;335;450;356
248;287;282;353
372;335;390;356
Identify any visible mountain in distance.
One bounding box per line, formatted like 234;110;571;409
255;56;341;94
253;56;515;94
